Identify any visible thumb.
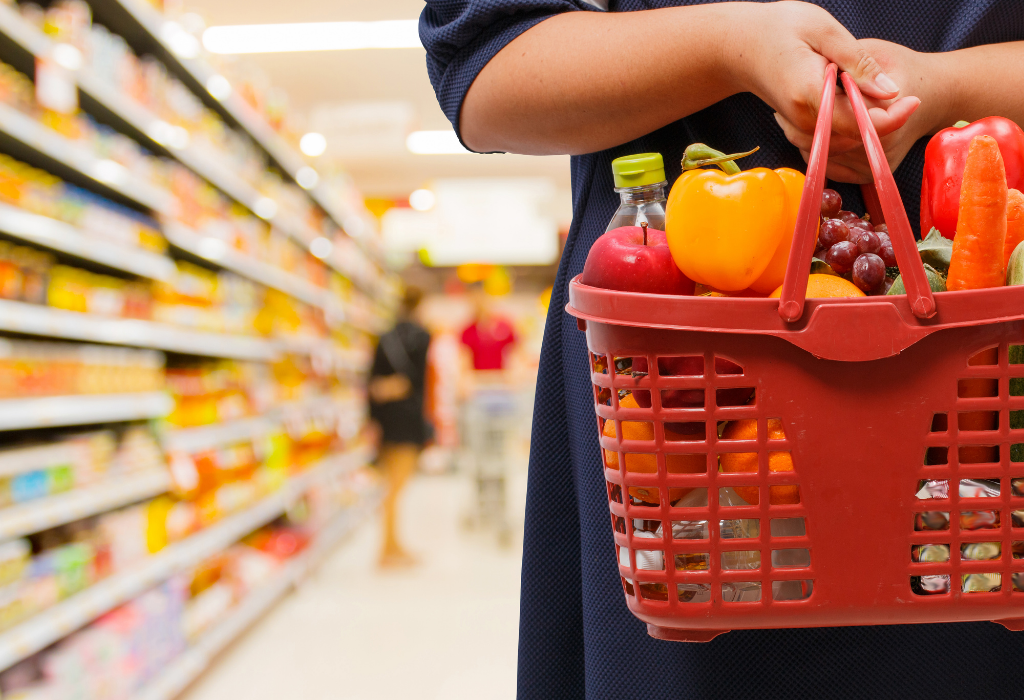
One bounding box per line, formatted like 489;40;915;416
815;26;900;100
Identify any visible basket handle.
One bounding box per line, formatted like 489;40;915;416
778;67;937;322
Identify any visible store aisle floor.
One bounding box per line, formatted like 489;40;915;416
182;468;527;700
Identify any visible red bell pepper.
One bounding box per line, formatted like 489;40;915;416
921;116;1024;239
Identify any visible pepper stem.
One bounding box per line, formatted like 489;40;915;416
682;143;760;175
641;221;648;246
953;120;970;128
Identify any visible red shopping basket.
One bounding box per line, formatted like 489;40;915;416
567;65;1024;642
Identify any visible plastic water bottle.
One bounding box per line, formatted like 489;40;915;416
606;153;668;232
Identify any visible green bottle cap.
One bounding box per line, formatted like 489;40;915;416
611;153;666;189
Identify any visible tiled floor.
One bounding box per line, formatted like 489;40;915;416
182;469;526;700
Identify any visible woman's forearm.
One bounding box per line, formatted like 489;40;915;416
933;42;1024;131
459;1;903;156
460;5;743;155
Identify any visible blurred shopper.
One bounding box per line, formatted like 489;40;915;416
369;287;431;568
460;283;517;381
459;284;520;544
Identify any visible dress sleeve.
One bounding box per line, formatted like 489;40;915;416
419;0;601;150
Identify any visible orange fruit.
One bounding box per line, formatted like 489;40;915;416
769;273;865;299
719;418;799;505
603;393;705;504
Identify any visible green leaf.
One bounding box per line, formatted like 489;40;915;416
810;257;837;276
917;228;953;274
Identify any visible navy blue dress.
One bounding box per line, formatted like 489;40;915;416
421;2;1024;697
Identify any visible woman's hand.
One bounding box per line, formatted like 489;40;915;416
734;4;923;183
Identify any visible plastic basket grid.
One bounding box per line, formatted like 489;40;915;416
594;348;811;606
578;319;1024;642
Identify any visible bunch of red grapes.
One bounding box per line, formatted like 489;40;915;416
815;189;898;294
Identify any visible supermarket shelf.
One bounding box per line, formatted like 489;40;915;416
0;4;336;265
0;444;372;672
0;299;279;361
163;222;344;317
85;0;382;258
0;101;174;215
162;415;276;455
0;470;171;540
163;395;359;453
134;487;383;700
0;392;172;431
75;71;267;212
0;203;176;281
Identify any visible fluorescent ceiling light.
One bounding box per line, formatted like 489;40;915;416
203;20;421;54
406;131;469;155
300;132;327;157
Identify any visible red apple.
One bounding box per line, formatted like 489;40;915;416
629;356;750;409
581;226;695;296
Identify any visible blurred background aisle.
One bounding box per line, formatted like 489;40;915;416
0;0;562;697
182;467;528;700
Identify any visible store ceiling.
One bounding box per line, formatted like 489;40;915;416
183;0;572;202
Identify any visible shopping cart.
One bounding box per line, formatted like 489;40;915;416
460;384;518;546
567;65;1024;642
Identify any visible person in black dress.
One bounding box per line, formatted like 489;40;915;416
369;286;431;567
421;2;1024;698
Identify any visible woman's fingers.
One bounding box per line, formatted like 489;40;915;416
774;112;863;154
830;94;921;139
811;19;901;101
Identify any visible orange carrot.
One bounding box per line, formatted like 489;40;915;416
1004;188;1024;268
947;135;1008;291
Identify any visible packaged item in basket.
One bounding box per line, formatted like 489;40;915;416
914;478;1000;500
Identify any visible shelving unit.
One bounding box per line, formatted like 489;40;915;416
134;487;383;700
0;100;174;214
0;445;372;673
0;0;388;302
0;392;173;430
0;203;176;280
162;394;360;454
0;299;282;360
0;470;172;540
85;0;382;260
163;222;346;319
0;2;387;690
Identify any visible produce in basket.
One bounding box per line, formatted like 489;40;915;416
921;116;1024;240
628;355;750;411
580;223;695;295
602;392;704;504
768;274;864;299
719;419;799;505
947;135;1008;291
814;188;898;294
664;144;803;292
1003;188;1024;267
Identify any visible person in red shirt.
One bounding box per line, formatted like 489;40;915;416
460;285;517;373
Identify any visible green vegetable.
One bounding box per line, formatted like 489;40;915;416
1007;243;1024;459
810;257;836;276
886;264;947;296
1007;240;1024;286
917;228;954;274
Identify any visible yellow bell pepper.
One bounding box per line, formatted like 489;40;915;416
665;144;803;293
